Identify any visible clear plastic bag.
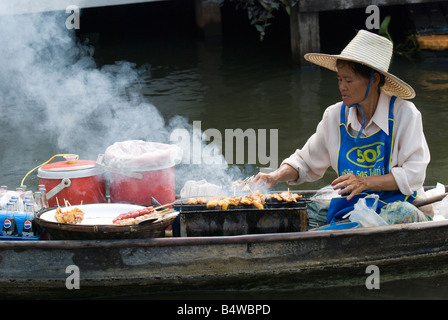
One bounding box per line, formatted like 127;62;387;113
434;195;448;220
180;180;223;198
104;140;183;172
349;194;388;227
308;185;340;228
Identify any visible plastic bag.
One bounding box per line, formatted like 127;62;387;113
433;195;448;220
349;194;388;227
310;185;339;204
104;140;183;171
379;201;430;224
180;180;223;198
308;185;339;228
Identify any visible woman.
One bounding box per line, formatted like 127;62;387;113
252;30;430;223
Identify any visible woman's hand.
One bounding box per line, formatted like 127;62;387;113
331;173;368;201
331;172;399;201
250;164;300;191
251;172;279;190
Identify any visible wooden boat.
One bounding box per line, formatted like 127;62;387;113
0;187;447;299
2;212;448;299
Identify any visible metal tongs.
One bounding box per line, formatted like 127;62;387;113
242;175;255;185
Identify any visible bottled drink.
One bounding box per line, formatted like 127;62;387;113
2;202;18;237
34;191;43;213
10;196;20;212
22;203;37;238
23;195;33;205
0;186;8;209
39;188;49;209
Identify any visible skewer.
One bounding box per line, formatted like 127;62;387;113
242;175;255;184
153;199;183;211
243;175;256;193
155;208;173;216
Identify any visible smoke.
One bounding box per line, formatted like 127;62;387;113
0;8;243;191
0;10;166;152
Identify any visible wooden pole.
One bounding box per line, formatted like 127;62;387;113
290;6;320;65
195;0;222;37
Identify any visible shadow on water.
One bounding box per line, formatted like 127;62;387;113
100;276;448;300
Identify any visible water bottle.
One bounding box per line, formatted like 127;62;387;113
39;187;49;209
15;187;23;197
10;196;19;213
2;202;18;237
34;191;43;213
23;195;33;205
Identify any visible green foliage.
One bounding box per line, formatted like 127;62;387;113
378;15;419;61
209;0;298;41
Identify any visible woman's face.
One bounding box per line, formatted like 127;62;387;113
337;63;371;106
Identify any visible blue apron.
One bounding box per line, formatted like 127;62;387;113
326;96;416;223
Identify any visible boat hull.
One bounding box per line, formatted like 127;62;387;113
1;219;448;299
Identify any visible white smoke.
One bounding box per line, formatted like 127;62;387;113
0;7;243;191
0;10;166;153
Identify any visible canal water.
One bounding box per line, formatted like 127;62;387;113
1;7;447;194
1;4;448;299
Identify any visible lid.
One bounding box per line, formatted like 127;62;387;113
37;160;105;179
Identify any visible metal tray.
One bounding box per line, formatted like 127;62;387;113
178;206;308;237
35;203;177;240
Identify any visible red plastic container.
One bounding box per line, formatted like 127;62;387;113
37;160;106;207
104;141;182;206
109;167;175;206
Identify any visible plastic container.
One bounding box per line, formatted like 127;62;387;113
37;159;106;207
104;140;182;206
109;167;175;206
319;221;360;231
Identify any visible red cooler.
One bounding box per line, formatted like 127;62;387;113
37;160;106;207
104;140;182;206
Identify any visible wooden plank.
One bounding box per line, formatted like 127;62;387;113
427;3;448;29
410;4;432;34
297;0;445;13
290;7;320;65
0;0;166;16
195;0;222;37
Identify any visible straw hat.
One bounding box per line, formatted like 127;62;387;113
304;29;415;99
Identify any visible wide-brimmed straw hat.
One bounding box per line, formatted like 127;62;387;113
304;29;415;99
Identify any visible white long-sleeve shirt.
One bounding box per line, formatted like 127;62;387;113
282;91;430;196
